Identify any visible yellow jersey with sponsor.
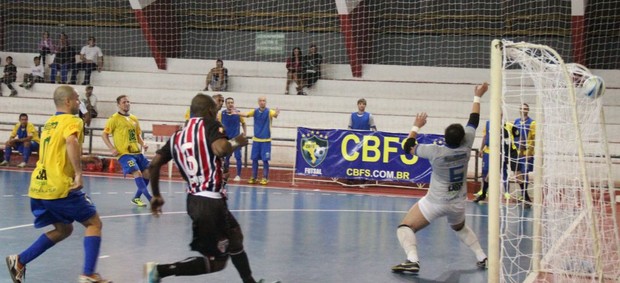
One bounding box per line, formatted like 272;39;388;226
103;112;143;156
11;122;40;143
29;114;84;200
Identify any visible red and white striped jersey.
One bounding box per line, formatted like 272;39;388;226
157;118;228;197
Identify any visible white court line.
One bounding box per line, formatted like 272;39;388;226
0;208;488;232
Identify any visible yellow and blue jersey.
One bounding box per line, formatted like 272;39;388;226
513;117;536;157
218;110;245;139
247;108;276;142
103;112;143;156
11;122;40;144
29;114;84;200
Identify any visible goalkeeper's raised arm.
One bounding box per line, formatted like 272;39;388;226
468;82;488;130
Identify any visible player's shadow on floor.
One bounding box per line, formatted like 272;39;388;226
390;267;486;283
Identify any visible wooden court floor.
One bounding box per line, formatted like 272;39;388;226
1;169;495;283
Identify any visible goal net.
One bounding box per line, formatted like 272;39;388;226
0;1;618;75
488;40;620;283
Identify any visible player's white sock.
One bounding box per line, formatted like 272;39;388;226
397;225;418;262
455;225;487;262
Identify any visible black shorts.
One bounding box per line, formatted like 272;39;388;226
186;194;240;259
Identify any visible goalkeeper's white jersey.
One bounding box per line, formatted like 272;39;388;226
415;126;476;203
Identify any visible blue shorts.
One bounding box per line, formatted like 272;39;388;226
31;191;97;228
251;142;271;161
119;154;150;175
516;157;533;173
13;141;39;154
481;152;489;177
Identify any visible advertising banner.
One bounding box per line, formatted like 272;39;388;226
295;127;443;183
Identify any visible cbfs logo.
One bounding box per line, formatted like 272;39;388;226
300;131;329;168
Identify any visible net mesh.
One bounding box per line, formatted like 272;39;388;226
0;0;618;72
497;40;620;283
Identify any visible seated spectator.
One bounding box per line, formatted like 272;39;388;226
80;85;98;119
204;59;228;91
70;36;103;85
50;32;76;84
303;43;322;88
1;56;18;96
38;31;55;66
0;113;40;168
19;56;45;89
285;47;305;95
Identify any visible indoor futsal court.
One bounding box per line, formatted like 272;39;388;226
0;169;504;283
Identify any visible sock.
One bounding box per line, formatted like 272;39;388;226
157;257;209;277
396;225;418;262
262;161;269;179
18;234;56;265
230;251;255;283
481;181;489;196
455;225;487;262
519;183;531;201
236;158;242;177
23;146;32;163
4;147;11;162
83;236;101;275
134;178;147;199
142;177;152;201
251;160;258;179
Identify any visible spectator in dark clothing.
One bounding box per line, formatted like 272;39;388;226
1;56;18;96
285;47;305;95
50;33;76;84
303;44;323;88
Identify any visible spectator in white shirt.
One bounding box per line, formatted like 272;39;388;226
70;36;103;85
80;85;98;118
19;56;45;89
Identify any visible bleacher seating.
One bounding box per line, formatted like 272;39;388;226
1;51;619;177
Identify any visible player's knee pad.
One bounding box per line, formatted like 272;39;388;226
227;227;245;254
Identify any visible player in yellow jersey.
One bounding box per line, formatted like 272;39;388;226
1;113;40;168
6;86;110;283
102;95;152;207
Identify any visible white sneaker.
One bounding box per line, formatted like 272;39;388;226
17;162;26;168
233;175;241;182
0;160;8;166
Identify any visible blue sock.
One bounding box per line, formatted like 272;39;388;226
23;146;32;163
142;177;152;201
263;161;269;179
83;236;101;275
18;234;56;265
252;160;258;179
4;147;11;162
236;158;242;177
134;178;147;199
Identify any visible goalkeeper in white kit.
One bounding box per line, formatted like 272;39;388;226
392;83;489;273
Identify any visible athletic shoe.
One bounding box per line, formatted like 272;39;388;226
233;175;241;182
247;178;256;184
78;273;112;283
0;161;8;166
16;162;26;168
144;262;160;283
474;189;483;197
504;192;511;200
259;178;268;185
477;258;488;269
6;255;25;283
256;280;282;283
10;90;17;96
391;260;420;273
473;195;486;203
131;198;146;207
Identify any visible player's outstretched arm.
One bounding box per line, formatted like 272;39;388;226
403;112;427;155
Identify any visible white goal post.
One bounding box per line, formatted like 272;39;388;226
488;39;620;283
